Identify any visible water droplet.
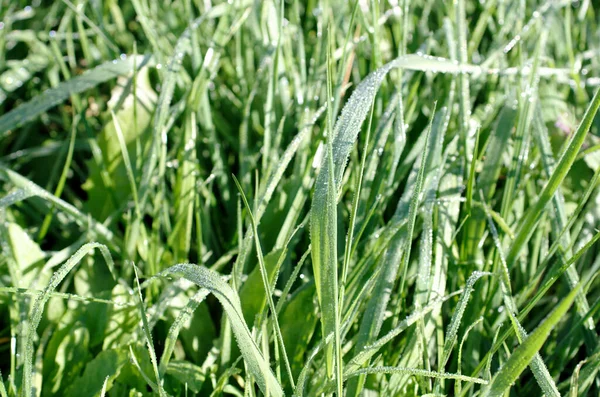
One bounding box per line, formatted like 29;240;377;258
120;53;127;60
156;63;162;70
49;30;56;38
0;22;4;30
24;6;32;13
377;147;384;156
112;59;117;64
185;139;195;151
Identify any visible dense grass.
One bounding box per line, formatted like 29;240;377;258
1;0;600;395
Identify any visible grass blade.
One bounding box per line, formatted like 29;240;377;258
22;243;115;397
506;88;600;268
483;284;581;397
159;264;283;397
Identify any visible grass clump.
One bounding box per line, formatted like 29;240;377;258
1;0;600;396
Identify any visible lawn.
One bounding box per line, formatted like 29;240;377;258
1;0;600;396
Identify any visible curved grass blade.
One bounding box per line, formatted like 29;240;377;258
159;263;283;397
483;284;581;397
22;243;116;397
0;55;150;135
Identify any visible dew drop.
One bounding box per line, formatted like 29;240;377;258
120;53;127;60
49;30;56;38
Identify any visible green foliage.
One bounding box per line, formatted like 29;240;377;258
1;0;600;396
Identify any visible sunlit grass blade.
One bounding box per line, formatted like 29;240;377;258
483;283;581;397
21;243;115;397
159;263;283;396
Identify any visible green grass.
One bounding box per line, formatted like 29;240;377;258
1;0;600;396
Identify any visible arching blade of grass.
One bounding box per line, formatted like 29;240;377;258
482;283;581;397
159;263;283;397
0;55;150;135
21;243;116;397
